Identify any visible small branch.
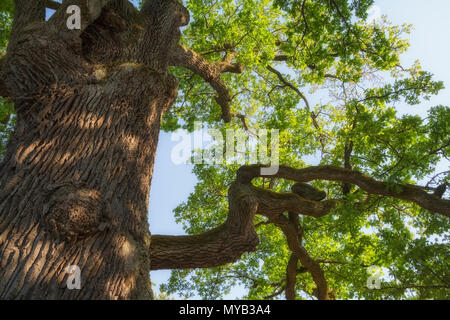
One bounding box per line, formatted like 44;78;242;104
266;65;322;137
264;285;286;299
368;284;450;292
149;163;448;296
270;213;329;300
273;55;289;62
254;186;337;218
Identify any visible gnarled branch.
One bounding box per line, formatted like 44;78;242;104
8;0;46;52
253;185;337;218
150;167;333;298
150;182;259;270
237;165;450;218
150;172;335;271
285;254;299;300
270;213;329;300
266;65;324;146
169;45;243;122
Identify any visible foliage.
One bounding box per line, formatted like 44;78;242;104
159;0;450;300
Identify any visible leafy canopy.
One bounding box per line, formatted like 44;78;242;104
159;0;449;300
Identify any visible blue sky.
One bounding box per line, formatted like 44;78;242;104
148;0;450;299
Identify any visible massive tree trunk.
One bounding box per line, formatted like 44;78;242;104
0;0;185;299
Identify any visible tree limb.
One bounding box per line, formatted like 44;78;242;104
374;284;450;291
169;45;243;122
253;186;337;218
150;181;259;270
270;213;329;300
266;65;323;146
264;284;286;299
237;165;450;218
149;166;333;298
266;65;311;111
285;254;298;300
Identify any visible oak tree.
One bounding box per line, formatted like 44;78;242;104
0;0;448;300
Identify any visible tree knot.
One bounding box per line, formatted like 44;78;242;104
43;183;106;241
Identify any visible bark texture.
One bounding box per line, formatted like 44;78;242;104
0;0;185;299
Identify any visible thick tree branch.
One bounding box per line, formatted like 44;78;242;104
285;254;298;300
169;45;243;122
270;213;329;300
237;165;450;218
150;182;259;270
8;0;46;50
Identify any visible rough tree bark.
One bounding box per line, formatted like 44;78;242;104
0;0;188;299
